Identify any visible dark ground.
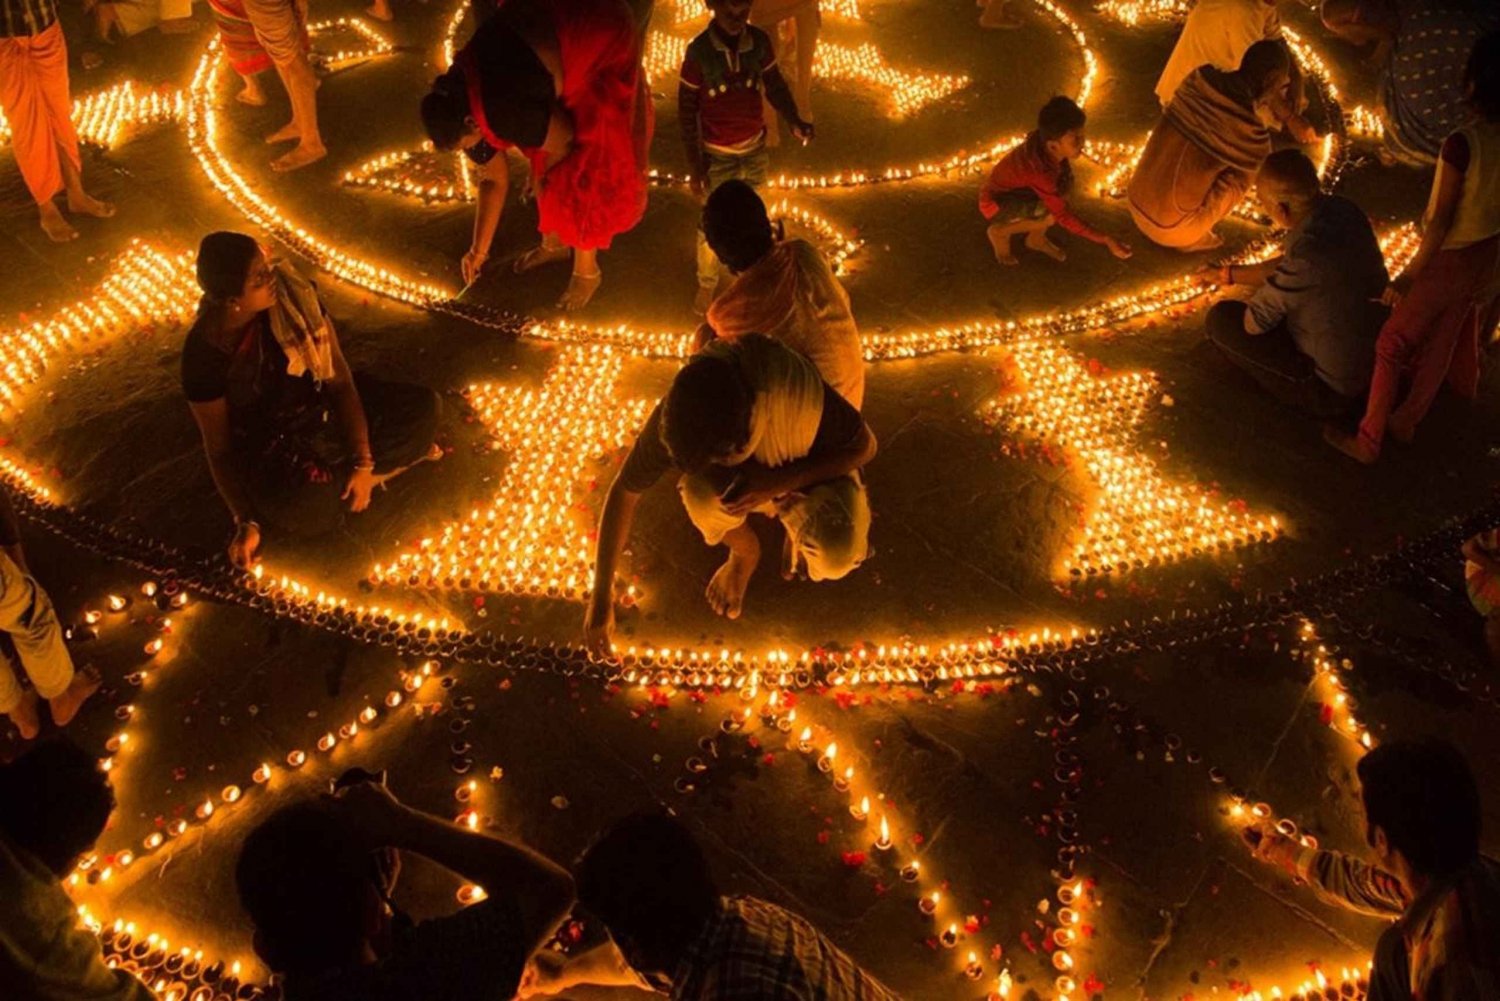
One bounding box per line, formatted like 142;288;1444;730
2;0;1499;997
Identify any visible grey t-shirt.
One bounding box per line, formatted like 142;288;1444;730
1246;195;1390;397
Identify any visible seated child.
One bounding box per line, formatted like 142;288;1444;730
980;97;1133;265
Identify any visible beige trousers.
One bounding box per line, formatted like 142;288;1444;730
0;551;75;713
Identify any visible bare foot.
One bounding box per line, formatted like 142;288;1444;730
48;665;102;727
1181;231;1224;253
1025;230;1066;261
66;191;115;218
6;689;41;740
513;242;572;274
272;141;327;172
987;225;1018;265
365;0;393;19
265;121;300;144
706;533;761;619
557;270;602;311
38;203;78;242
423;442;444;462
1323;425;1377;464
237;77;266;106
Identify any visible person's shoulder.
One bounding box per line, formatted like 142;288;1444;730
746;23;775;49
685;27;715;54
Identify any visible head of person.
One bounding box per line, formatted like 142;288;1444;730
421;74;483;152
196;231;276;317
703;180;776;274
576;813;719;979
1465;31;1500;123
1320;0;1396;46
659;353;756;473
1036;96;1087;162
1356;738;1481;881
1232;39;1293;103
236;801;393;978
0;738;115;877
706;0;752;36
1255;149;1322;228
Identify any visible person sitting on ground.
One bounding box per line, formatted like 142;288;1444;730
1155;0;1315;142
681;0;813;316
521;812;903;999
1461;528;1500;669
1326;31;1500;464
0;738;154;1000
980;96;1133;267
421;0;654;311
1321;0;1498;167
0;488;100;741
697;180;864;409
236;772;576;1001
583;334;876;655
1200;149;1388;417
1246;738;1500;999
1126;39;1292;252
182;232;442;569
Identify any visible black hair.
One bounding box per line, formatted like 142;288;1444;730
1258;148;1321;202
1234;39;1293;98
0;738;115;877
1465;31;1500;122
421;72;472;151
195;231;260;302
575;813;718;974
1037;96;1086;141
703;180;775;273
660;354;754;473
1357;738;1481;877
235;802;373;976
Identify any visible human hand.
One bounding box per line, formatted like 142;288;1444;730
228;521;261;568
325;779;411;848
517;950;569;998
583;599;616;659
1105;236;1133;260
1195;264;1229;286
692;323;716;352
721;464;792;517
1241;823;1300;870
1380;275;1411;308
1286;116;1319;144
461;248;488;285
791;119;815;144
343;466;379;512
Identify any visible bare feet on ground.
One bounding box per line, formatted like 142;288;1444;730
67;191;115;218
513;242;571;273
1323;426;1377;464
707;532;761;619
39;202;78;242
1182;231;1224;252
987;225;1018;265
49;665;102;727
265;121;300;144
7;690;41;740
272;141;327;172
1024;229;1066;261
557;271;602;311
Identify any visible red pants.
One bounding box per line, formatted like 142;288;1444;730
0;22;81;205
1357;235;1500;452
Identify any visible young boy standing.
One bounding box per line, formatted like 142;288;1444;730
980;96;1132;265
681;0;814;314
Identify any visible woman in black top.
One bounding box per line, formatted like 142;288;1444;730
182;232;441;567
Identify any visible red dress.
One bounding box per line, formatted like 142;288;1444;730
457;0;653;251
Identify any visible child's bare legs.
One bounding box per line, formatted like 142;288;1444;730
5;689;41;740
237;71;266;105
559;247;602;311
988;214;1059;265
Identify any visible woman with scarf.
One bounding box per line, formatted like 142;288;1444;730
420;0;653;312
1126;38;1291;252
182;232;442;568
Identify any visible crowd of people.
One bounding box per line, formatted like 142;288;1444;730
3;0;1500;995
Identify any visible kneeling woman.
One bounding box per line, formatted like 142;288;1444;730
421;0;653;311
183;232;441;568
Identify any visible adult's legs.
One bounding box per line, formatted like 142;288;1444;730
0;27;95;241
1205;302;1352;417
776;473;869;582
0;552;96;736
244;0;324;171
1391;241;1500;429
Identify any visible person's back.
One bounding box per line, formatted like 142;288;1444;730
1383;0;1499;162
674;895;903;1001
1431;119;1500;253
1155;0;1279;107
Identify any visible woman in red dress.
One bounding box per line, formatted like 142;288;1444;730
422;0;653;311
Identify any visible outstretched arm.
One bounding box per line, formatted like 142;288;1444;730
466;155;511;283
584;474;643;656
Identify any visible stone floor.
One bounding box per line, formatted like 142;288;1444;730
2;0;1499;997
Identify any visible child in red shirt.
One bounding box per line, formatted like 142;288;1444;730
680;0;813;313
979;97;1132;265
